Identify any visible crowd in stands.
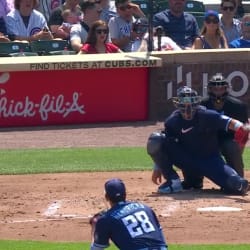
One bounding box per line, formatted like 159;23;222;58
0;0;250;55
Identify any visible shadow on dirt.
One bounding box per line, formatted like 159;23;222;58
147;188;250;202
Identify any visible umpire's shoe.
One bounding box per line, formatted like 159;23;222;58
158;179;183;194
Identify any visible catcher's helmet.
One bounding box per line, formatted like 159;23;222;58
207;73;230;103
173;86;201;120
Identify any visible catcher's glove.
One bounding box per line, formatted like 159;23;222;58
234;125;250;150
89;210;107;226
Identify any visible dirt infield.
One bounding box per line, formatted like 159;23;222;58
0;121;250;244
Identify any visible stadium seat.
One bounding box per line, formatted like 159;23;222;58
30;39;71;55
0;42;33;57
131;0;168;16
193;14;205;29
132;0;205;17
185;0;205;13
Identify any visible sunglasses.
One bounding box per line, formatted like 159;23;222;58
96;29;108;34
222;6;234;11
205;18;219;24
119;5;132;11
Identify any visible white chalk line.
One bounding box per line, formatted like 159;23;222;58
43;201;61;216
1;200;92;224
0;214;92;224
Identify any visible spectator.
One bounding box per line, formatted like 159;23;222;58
90;178;168;250
220;0;241;44
0;18;10;41
0;0;14;17
0;0;14;39
78;19;122;54
48;0;82;39
135;22;182;52
147;86;249;195
108;0;145;52
37;0;63;22
192;10;228;49
99;0;117;24
5;0;53;42
229;14;250;48
130;17;150;51
153;0;199;49
56;8;80;39
70;0;102;52
182;73;249;190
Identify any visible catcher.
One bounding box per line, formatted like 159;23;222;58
89;178;168;250
147;86;249;195
182;73;249;189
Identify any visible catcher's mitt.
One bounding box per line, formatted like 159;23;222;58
89;210;107;226
234;125;250;150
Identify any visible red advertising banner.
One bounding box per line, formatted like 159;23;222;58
0;68;148;127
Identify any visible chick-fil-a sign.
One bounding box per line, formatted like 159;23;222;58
0;68;148;127
0;92;85;120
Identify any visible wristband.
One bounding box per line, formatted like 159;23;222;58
234;121;243;131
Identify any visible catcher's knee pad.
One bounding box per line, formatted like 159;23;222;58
147;131;166;156
147;131;168;168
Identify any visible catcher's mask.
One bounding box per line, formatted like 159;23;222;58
207;73;230;103
173;86;201;120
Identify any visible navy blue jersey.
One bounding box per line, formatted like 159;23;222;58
201;96;248;141
164;107;231;157
153;10;199;48
92;201;167;250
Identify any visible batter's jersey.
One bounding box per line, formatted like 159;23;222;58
164;107;231;157
5;9;47;37
92;201;167;250
201;96;248;141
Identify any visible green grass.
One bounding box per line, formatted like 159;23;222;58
0;147;152;174
0;241;250;250
0;147;249;175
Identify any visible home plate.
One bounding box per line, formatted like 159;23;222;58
197;206;242;212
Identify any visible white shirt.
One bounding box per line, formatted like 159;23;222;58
5;9;47;37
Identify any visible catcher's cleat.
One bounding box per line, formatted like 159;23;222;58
158;179;183;194
238;179;249;195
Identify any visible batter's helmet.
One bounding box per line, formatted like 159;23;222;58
173;86;201;120
207;73;230;103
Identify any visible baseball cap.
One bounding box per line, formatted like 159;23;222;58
204;10;219;21
104;178;126;201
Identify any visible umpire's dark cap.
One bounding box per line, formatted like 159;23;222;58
105;178;126;201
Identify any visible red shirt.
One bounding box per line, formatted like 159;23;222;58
81;43;120;53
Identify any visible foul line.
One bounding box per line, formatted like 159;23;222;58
0;214;92;224
1;200;93;224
